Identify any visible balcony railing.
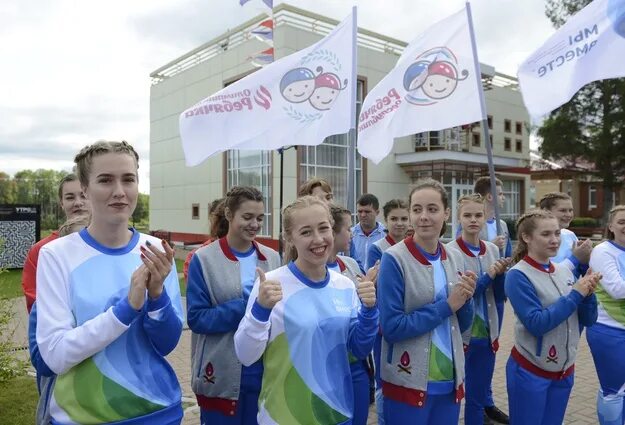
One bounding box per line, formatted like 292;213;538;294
413;128;470;152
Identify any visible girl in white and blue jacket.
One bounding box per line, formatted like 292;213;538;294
234;196;379;425
586;205;625;425
36;141;185;424
187;186;281;425
378;179;477;424
505;209;600;425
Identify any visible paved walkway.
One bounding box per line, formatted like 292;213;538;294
5;297;600;424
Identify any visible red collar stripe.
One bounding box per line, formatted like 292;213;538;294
455;237;486;257
218;237;268;262
522;255;555;273
403;236;447;265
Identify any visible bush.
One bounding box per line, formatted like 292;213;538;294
569;217;598;227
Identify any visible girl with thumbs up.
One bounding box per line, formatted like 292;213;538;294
187;186;281;425
234;195;379;425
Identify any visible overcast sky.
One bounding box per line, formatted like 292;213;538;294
0;0;555;193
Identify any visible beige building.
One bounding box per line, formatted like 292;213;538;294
149;4;531;244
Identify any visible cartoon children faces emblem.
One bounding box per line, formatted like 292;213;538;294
280;63;348;112
280;68;316;103
309;66;348;111
403;47;469;106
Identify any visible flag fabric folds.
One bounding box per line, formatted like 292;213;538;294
180;11;356;166
356;8;483;164
251;18;274;42
518;0;625;118
240;0;273;8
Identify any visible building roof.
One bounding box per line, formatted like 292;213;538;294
150;3;519;90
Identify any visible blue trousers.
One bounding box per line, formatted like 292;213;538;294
506;356;574;425
464;338;496;425
587;323;625;424
351;359;370;425
383;392;460;424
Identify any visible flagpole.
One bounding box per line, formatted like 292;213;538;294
466;1;504;256
346;6;357;212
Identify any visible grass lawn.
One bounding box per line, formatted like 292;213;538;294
0;375;38;425
0;269;23;299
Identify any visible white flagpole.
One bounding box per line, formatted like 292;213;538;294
346;6;357;212
466;1;505;255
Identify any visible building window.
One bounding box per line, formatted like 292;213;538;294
192;203;200;220
516;121;523;135
299;80;365;212
226;150;272;236
501;180;522;221
504;119;512;133
489;134;493;147
504;138;511;151
472;133;480;147
588;185;597;209
487;115;493;130
516;139;523;153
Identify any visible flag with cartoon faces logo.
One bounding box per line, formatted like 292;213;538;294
179;11;355;166
356;8;482;164
519;0;625;118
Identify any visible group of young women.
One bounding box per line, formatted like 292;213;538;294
28;139;625;425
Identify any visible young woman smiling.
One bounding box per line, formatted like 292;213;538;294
505;209;600;424
186;186;281;425
36;141;185;424
378;179;477;424
234;196;378;425
586;205;625;425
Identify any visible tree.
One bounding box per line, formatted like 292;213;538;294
538;0;625;223
0;172;17;204
132;193;150;226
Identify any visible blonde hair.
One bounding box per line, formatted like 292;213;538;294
74;141;139;187
59;214;90;237
539;192;572;210
297;178;332;198
606;205;625;240
282;196;333;263
511;209;557;264
456;193;485;219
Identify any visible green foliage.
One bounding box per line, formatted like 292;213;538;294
0;269;23;300
1;168;70;230
539;0;625;223
132;193;150;225
0;375;38;424
569;217;599;227
0;241;28;383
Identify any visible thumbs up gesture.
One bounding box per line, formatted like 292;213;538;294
256;268;283;309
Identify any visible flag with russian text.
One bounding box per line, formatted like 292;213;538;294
180;11;355;166
518;0;625;117
357;8;482;164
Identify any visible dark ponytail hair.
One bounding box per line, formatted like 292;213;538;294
212;186;264;238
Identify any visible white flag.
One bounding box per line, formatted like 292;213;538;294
357;8;482;164
518;0;625;118
180;11;356;166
